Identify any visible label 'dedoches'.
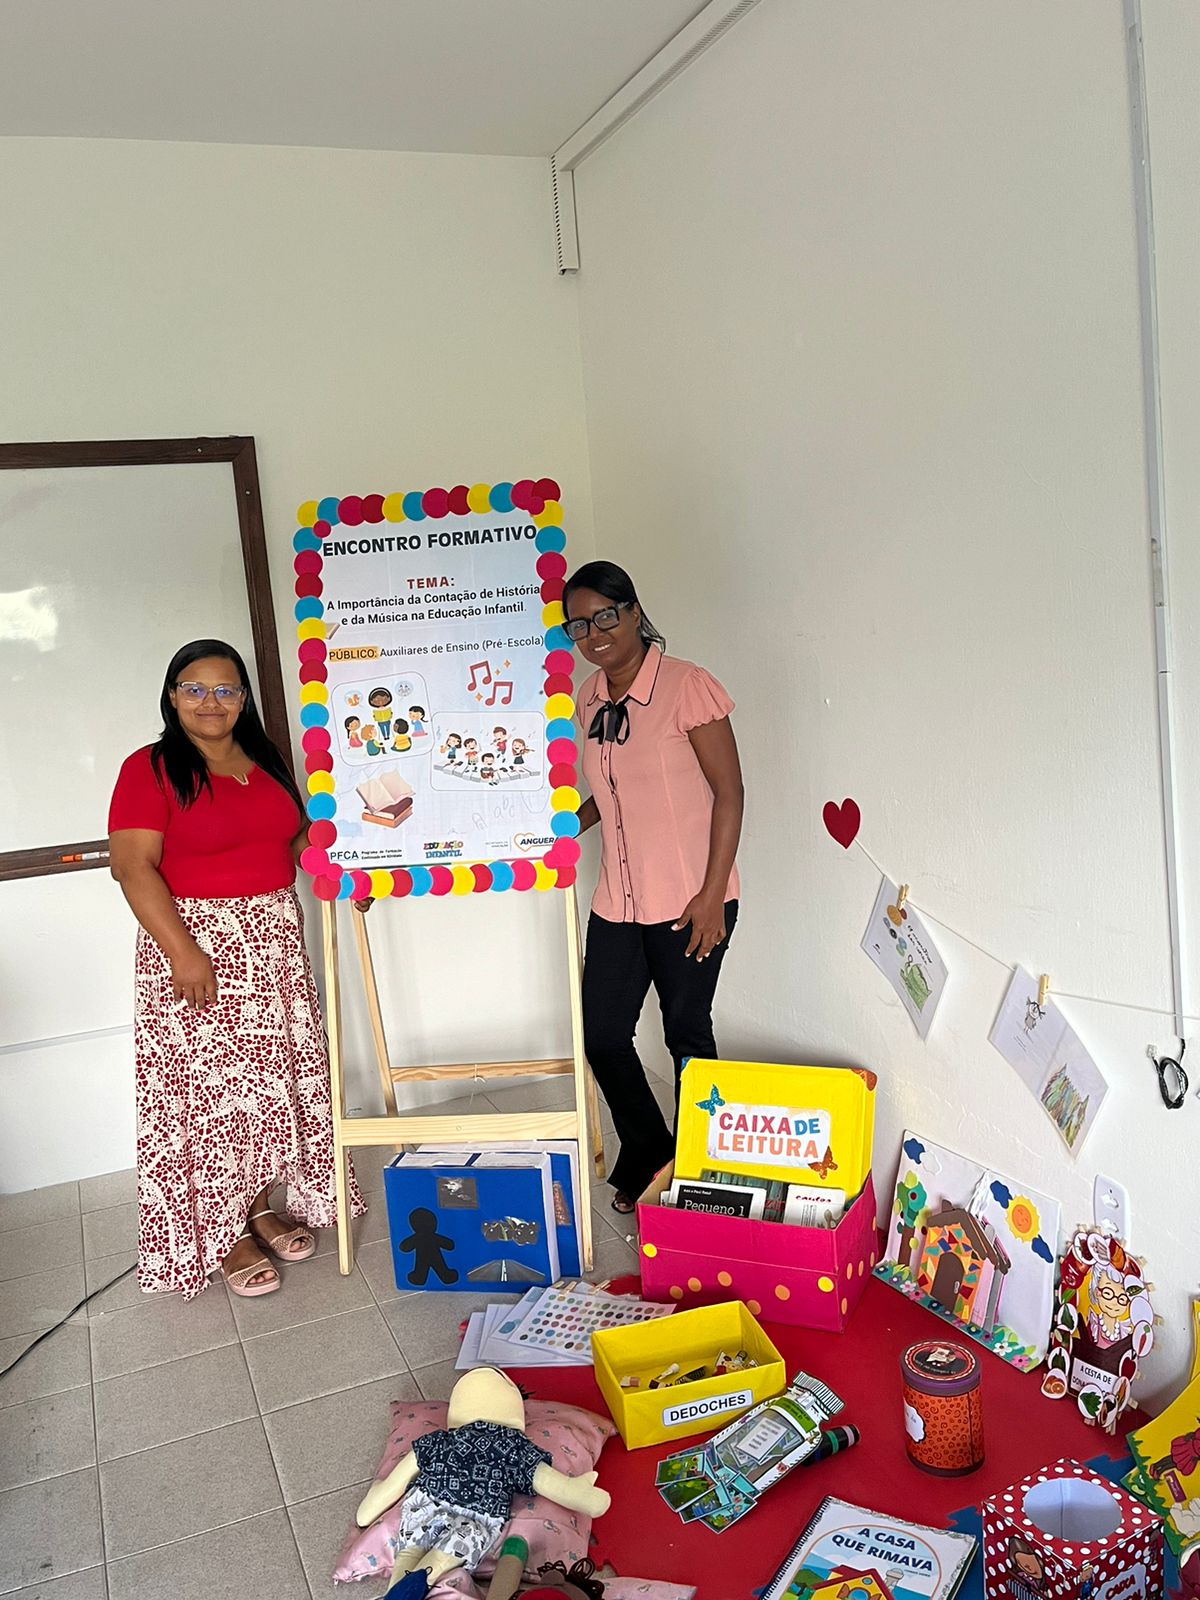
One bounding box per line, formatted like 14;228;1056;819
661;1388;753;1429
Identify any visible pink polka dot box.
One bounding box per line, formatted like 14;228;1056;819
636;1160;878;1332
981;1458;1163;1600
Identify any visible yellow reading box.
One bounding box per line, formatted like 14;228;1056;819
675;1059;875;1194
592;1300;785;1450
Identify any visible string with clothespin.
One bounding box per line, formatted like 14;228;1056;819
854;838;1193;1108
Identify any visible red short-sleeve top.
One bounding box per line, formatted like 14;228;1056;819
108;746;301;899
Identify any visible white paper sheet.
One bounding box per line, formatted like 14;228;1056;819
989;965;1109;1153
860;876;948;1039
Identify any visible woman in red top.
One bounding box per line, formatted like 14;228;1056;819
108;639;363;1299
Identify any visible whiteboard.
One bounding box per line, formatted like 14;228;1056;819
0;461;259;853
0;870;133;1048
0;438;287;1056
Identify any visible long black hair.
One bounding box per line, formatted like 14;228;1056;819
151;639;303;811
561;560;666;650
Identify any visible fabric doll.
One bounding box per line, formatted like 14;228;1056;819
355;1368;610;1597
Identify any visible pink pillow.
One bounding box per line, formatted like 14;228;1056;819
334;1398;617;1589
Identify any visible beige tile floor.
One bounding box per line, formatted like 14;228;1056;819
0;1074;665;1599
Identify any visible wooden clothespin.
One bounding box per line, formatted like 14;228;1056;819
1037;973;1050;1009
896;884;909;910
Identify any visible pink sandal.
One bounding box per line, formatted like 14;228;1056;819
222;1231;280;1298
249;1207;317;1262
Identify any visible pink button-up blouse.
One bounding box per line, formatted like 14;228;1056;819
576;648;740;925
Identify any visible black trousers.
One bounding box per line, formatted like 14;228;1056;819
582;902;738;1199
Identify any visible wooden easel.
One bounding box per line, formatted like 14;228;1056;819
324;885;606;1275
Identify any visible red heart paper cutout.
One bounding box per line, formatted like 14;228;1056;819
822;798;861;850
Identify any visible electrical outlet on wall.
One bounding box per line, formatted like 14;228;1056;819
1093;1174;1129;1240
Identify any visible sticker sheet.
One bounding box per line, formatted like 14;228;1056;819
505;1282;674;1354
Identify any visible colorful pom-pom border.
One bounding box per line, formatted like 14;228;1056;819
294;480;577;900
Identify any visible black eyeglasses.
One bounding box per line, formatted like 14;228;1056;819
563;602;630;643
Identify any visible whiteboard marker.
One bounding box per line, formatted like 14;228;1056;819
60;851;108;863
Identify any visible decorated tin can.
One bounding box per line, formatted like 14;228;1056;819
900;1339;983;1476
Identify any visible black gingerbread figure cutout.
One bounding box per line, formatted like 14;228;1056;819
399;1206;458;1287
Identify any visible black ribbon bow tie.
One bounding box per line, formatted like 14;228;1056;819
588;698;631;745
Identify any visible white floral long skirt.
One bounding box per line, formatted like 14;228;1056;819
133;886;364;1299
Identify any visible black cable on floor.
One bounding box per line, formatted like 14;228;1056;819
0;1262;138;1380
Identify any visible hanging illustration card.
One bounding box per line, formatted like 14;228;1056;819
989;966;1109;1153
875;1130;1060;1370
674;1058;876;1194
860;878;948;1040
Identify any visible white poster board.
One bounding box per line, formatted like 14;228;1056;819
292;479;582;901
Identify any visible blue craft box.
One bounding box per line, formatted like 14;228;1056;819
382;1153;561;1295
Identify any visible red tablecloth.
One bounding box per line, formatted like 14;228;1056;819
510;1277;1130;1600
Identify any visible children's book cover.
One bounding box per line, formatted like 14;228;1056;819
875;1131;1060;1370
763;1497;976;1600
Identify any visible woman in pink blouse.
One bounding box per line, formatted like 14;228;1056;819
565;562;744;1213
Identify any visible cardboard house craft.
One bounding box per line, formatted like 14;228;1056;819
357;770;414;829
915;1205;1012;1335
876;1132;1060;1371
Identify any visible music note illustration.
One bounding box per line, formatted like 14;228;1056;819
466;660;492;693
485;678;513;707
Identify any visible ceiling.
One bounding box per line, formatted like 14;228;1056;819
0;0;711;156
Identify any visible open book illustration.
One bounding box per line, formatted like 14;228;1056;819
357;769;414;829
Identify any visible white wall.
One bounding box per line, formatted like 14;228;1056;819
572;0;1199;1397
0;136;592;1191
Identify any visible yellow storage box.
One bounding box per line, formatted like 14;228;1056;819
674;1058;875;1194
592;1300;785;1450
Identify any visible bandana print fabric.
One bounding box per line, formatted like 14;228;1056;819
413;1421;552;1520
392;1487;505;1571
133;886;364;1299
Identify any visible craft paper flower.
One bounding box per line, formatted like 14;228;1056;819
1007;1195;1041;1242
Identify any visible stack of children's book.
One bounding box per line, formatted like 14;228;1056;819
456;1279;674;1370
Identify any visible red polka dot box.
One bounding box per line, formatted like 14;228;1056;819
981;1458;1163;1600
